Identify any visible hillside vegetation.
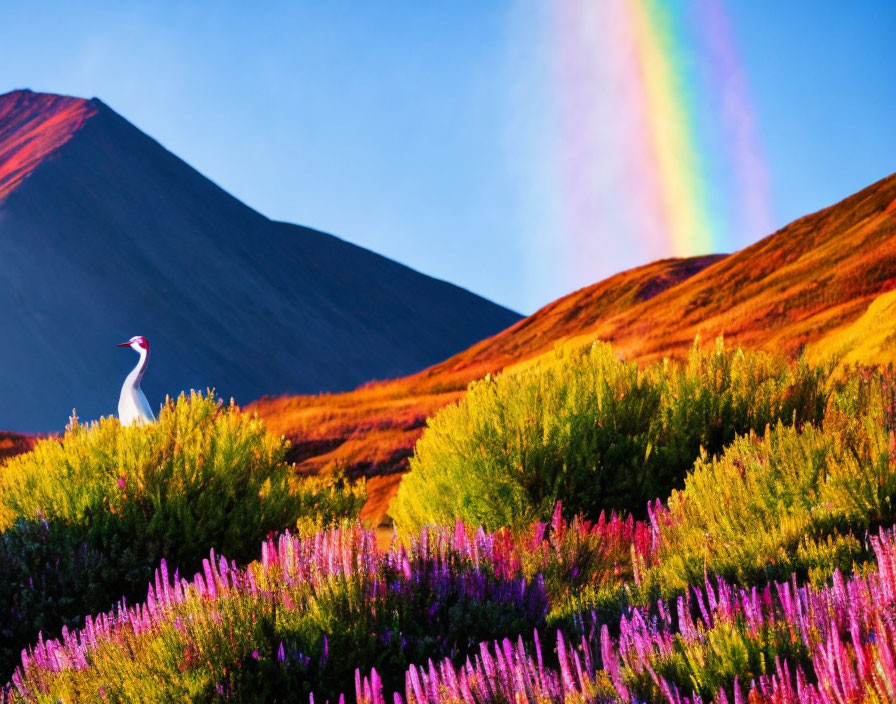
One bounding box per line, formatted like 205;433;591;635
0;433;33;463
2;173;896;703
3;342;896;703
0;393;364;680
392;340;826;533
251;172;896;526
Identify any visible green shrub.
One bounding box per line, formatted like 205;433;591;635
0;392;365;680
392;339;827;534
655;369;896;591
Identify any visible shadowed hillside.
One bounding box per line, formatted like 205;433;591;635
0;90;521;431
251;171;896;525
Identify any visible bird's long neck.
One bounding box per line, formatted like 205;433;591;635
126;348;149;388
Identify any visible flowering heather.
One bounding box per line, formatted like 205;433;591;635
601;528;896;702
353;629;620;704
0;502;663;703
279;527;896;704
3;360;895;703
339;527;896;704
7;516;896;703
0;392;366;679
5;522;547;702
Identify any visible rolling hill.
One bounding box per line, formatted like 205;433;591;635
0;89;521;432
250;171;896;525
249;254;728;523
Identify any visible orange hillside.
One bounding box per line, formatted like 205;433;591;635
251;171;896;526
0;432;35;463
250;255;726;525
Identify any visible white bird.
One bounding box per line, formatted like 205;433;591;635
117;335;155;425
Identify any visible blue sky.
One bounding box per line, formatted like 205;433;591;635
1;1;894;314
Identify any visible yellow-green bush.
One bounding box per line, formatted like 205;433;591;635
1;391;286;531
655;369;896;591
0;391;365;679
391;339;827;534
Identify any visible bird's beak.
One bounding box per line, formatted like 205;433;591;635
117;342;131;347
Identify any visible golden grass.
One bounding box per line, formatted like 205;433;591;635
809;288;896;371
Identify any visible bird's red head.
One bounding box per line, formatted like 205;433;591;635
117;336;149;351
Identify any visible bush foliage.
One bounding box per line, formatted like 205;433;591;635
655;369;896;591
0;392;364;680
392;339;827;533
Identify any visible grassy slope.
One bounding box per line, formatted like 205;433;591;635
590;171;896;361
808;287;896;371
252;171;896;527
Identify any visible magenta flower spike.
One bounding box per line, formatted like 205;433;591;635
556;631;575;694
202;558;217;600
407;664;424;704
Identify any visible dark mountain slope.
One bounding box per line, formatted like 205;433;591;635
0;90;520;431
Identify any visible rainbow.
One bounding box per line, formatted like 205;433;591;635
551;0;772;278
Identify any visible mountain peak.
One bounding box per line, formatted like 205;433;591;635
0;89;98;200
0;91;521;431
0;87;94;105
